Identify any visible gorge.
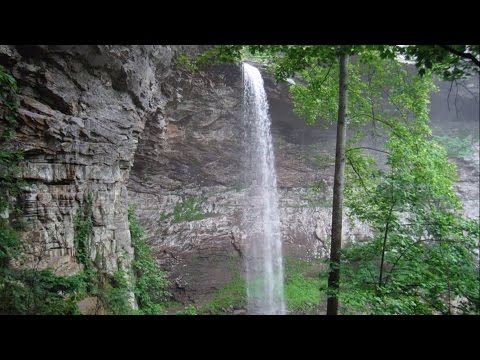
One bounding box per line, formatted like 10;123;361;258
0;45;478;315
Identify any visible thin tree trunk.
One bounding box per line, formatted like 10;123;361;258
378;202;395;288
327;52;349;315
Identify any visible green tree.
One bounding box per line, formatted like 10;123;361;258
341;119;479;314
328;50;349;314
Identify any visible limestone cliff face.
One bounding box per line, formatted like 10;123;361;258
0;45;200;276
2;45;478;308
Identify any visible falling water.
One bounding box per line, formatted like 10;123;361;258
242;63;286;315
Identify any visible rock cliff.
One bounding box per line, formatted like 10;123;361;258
0;45;202;277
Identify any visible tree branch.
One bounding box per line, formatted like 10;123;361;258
347;147;390;155
346;155;377;205
319;62;334;88
457;82;480;102
384;237;457;285
383;89;409;124
447;80;454;112
439;45;480;68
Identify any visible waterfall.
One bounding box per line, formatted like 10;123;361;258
242;63;286;315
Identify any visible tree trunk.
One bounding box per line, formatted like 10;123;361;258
378;202;394;288
327;52;349;315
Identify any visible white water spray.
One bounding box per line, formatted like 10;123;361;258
242;63;286;315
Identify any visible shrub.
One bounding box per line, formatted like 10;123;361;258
129;203;170;314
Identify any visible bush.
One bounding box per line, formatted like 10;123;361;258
160;197;206;223
129;203;170;314
0;267;83;315
101;270;132;315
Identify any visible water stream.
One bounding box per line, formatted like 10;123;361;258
242;63;286;315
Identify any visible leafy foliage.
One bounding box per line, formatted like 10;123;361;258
339;113;479;314
239;47;272;66
0;65;24;220
189;44;479;82
0;65;24;264
0;64;19;142
0;218;21;268
100;269;132;315
1;213;85;314
175;53;198;72
1;188;171;314
0;267;84;314
129;203;170;314
174;46;243;73
393;45;480;80
290;50;436;128
74;193;97;292
160;197;206;223
72;194;132;314
273;47;442;314
64;201;171;315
